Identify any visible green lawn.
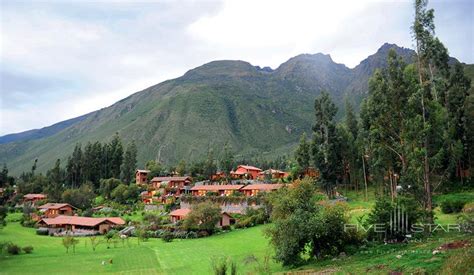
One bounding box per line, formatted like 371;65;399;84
1;189;472;274
0;223;283;274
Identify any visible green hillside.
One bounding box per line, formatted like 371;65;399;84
1;43;467;175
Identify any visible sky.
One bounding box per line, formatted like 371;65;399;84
0;0;473;136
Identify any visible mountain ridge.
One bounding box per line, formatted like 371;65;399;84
1;43;470;175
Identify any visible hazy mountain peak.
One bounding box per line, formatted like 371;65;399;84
182;60;258;80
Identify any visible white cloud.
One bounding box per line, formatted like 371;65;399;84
0;0;472;135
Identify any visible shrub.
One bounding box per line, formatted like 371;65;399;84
22;246;33;254
36;228;49;235
186;231;198;239
20;215;36;228
235;217;252;229
365;196;425;242
221;225;231;231
183;202;221;234
7;243;21;255
441;199;467;214
463;202;474;213
161;231;174;242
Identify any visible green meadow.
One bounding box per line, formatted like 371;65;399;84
1;191;473;274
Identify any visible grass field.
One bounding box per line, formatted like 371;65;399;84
1;190;473;274
0;223;283;274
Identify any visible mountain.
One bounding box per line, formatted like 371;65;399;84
0;114;89;144
1;43;467;175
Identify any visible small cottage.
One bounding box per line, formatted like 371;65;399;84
37;215;125;235
190;184;244;196
230;165;262;180
169;208;232;227
135;169;151;185
38;203;77;218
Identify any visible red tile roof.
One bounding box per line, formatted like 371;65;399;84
190;185;244;191
39;215;125;227
169;208;191;217
38;203;77;210
237;165;262;171
24;194;46;200
151;176;192;182
241;184;284;191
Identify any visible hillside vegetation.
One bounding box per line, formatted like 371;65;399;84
0;44;419;175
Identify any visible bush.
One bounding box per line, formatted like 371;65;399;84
161;231;174;242
441;199;467;214
463;202;474;213
221;225;231;231
235;218;252;229
20;215;36;228
22;246;33;254
197;231;209;238
7;243;21;255
186;231;198;239
365;196;425;242
36;228;49;235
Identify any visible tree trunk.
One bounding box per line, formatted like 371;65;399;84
362;155;368;201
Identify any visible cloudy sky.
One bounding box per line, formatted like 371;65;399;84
0;0;473;135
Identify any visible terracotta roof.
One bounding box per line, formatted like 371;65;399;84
24;194;46;200
39;215;125;227
38;203;77;210
169;208;191;217
241;184;284;191
136;169;151;173
190;185;244;191
151;176;191;182
237;165;262;171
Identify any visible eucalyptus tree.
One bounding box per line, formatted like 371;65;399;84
311;91;342;197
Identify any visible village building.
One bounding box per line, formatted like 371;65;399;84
37;215;125;235
258;169;289;180
38;203;77;218
151;176;192;196
241;183;285;196
23;193;47;205
140;189;162;204
230;165;262;180
135;169;151;185
211;171;226;181
190;184;244;196
169;208;232;227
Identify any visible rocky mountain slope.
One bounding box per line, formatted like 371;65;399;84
0;43;436;174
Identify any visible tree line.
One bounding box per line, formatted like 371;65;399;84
294;0;473;219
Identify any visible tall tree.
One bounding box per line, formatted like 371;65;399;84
108;133;123;179
411;0;461;214
219;143;234;176
66;144;83;188
204;149;217;180
311;91;342;197
0;164;8;187
46;159;65;202
344;99;358;139
176;160;187;176
364;50;410;200
446;63;472;181
294;132;311;177
122;141;137;183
